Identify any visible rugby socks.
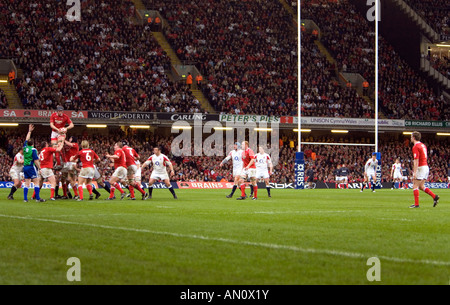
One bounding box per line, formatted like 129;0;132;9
103;182;111;193
78;186;84;200
133;183;145;195
62;183;68;197
50;187;55;199
148;185;153;197
72;184;79;196
230;185;237;196
360;183;366;191
240;184;246;197
114;183;124;194
92;185;101;196
24;186;29;201
55;184;59;197
168;186;176;198
34;186;41;200
253;185;258;198
249;185;254;197
109;186;116;198
9;186;17;197
423;187;436;199
129;185;135;198
266;185;271;196
413;188;420;206
371;182;375;191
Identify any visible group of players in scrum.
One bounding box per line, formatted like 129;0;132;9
7;123;180;202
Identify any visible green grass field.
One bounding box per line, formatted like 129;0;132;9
0;188;449;285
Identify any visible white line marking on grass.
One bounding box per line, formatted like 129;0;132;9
376;218;414;222
1;214;449;267
50;213;127;217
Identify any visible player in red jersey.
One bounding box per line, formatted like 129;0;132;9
50;105;74;144
61;136;80;199
237;141;257;200
70;140;100;201
37;141;64;200
122;141;148;200
105;142;127;200
410;131;439;208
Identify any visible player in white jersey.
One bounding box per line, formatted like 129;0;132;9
390;158;402;189
255;147;273;198
361;153;378;193
220;142;244;198
8;149;24;200
142;147;177;199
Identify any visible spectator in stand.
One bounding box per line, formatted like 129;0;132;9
0;89;7;109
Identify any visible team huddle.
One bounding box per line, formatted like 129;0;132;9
7;111;178;202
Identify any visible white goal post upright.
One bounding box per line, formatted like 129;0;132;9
294;0;380;190
295;0;305;189
375;0;379;153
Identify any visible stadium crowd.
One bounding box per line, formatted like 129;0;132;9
0;0;203;113
148;0;373;118
403;0;450;39
303;0;449;121
428;54;450;79
0;129;448;186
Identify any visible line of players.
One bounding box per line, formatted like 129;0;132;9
331;159;418;191
220;141;273;200
7;124;178;202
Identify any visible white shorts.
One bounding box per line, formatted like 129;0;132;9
40;168;54;179
51;130;66;140
80;167;95;179
335;176;341;182
135;169;142;182
9;168;22;181
255;169;270;179
233;167;243;178
415;166;429;180
393;172;402;180
403;176;408;181
112;166;127;180
150;171;169;181
340;176;348;181
241;168;256;179
366;171;375;177
62;162;76;174
94;167;101;181
127;165;138;177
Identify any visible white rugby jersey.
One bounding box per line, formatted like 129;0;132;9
11;153;24;172
255;153;271;171
145;154;171;174
224;149;244;171
365;159;378;173
392;163;402;174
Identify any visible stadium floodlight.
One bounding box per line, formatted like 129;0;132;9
130;125;151;129
436;44;450;48
86;124;107;128
213;127;233;131
254;128;272;132
171;126;192;130
436;133;450;136
402;132;413;135
0;123;19;126
0;80;8;83
331;130;349;134
293;129;311;132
